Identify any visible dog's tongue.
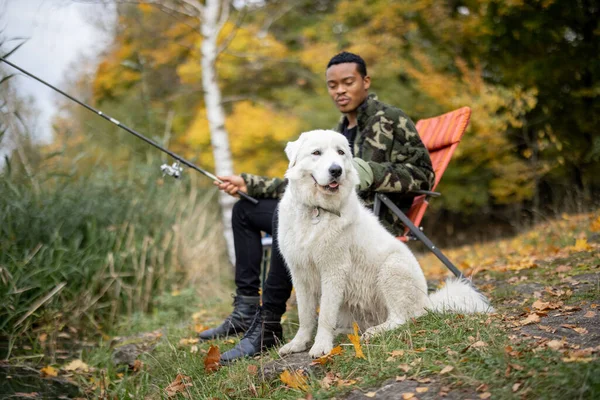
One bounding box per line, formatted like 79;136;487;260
328;182;339;188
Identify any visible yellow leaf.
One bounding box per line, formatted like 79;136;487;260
279;369;308;391
347;322;366;359
479;392;492;399
573;238;591;251
312;345;343;365
193;324;208;334
40;366;58;377
402;393;415;399
63;359;89;372
179;338;199;346
416;387;429;393
590;216;600;232
365;392;377;397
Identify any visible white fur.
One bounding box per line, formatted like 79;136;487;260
277;130;493;358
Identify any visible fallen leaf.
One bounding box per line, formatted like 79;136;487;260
546;339;566;351
402;393;415;399
40;366;58;377
63;359;89;372
555;265;572;273
532;300;561;311
388;350;405;357
396;375;407;382
519;314;541;326
193;324;208;334
471;341;487;349
312;345;343;365
365;392;377;398
417;377;432;383
440;365;454;374
38;333;47;343
280;369;308;391
204;345;220;372
584;311;596;318
165;374;193;398
398;364;411;373
591;216;600;232
247;365;258;375
479;392;492;399
320;372;336;389
512;382;521;392
179;338;199;346
572;238;591;251
133;360;143;372
347;322;366;359
416;387;429;393
190;345;199;354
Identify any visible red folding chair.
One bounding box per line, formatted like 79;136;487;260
374;107;472;278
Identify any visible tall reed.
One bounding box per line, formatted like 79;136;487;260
0;160;231;337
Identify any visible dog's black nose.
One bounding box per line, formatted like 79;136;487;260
329;164;342;178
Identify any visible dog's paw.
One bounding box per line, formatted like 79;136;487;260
279;339;309;356
309;340;333;358
361;327;381;342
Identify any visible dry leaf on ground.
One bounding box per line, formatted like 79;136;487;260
165;374;193;398
204;345;220;372
63;359;89;372
347;322;365;359
179;338;199;346
40;366;58;377
440;365;454;374
280;369;308;391
519;313;541;326
312;345;343;365
402;393;415;399
365;392;377;398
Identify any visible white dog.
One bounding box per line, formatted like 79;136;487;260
277;130;492;358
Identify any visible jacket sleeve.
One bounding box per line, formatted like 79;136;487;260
240;173;288;199
364;113;435;193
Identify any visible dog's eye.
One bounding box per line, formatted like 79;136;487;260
337;149;345;156
312;150;321;156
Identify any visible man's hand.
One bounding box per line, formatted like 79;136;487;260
214;175;248;198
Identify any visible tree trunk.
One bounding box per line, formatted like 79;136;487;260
200;0;236;264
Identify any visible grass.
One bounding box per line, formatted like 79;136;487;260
2;147;599;398
0;159;231;343
58;211;598;399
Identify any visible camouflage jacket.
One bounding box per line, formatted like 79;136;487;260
241;94;435;235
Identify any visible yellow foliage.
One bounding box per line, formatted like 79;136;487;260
280;369;309;391
183;101;301;177
347;322;366;359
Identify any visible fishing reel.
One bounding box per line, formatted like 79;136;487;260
160;162;183;179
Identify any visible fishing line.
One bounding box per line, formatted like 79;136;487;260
0;56;258;204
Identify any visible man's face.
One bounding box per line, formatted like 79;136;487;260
326;62;371;114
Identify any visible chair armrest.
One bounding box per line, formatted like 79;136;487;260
410;189;441;197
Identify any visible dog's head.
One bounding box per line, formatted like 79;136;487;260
284;130;359;205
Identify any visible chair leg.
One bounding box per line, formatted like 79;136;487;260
376;194;464;279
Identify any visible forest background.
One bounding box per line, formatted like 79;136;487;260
1;0;599;350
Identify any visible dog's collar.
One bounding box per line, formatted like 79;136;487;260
313;206;341;218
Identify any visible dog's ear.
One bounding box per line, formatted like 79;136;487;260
284;133;306;168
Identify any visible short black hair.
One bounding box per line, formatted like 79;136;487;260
327;52;367;78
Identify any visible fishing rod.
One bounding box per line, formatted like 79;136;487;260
0;56;258;205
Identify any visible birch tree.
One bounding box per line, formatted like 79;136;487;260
112;0;240;263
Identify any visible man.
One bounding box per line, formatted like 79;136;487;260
202;52;435;363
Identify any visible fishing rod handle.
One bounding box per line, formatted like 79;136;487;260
237;190;259;205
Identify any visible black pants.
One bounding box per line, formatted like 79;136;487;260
232;199;292;316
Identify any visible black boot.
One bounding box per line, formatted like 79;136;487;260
198;295;260;340
220;307;283;363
